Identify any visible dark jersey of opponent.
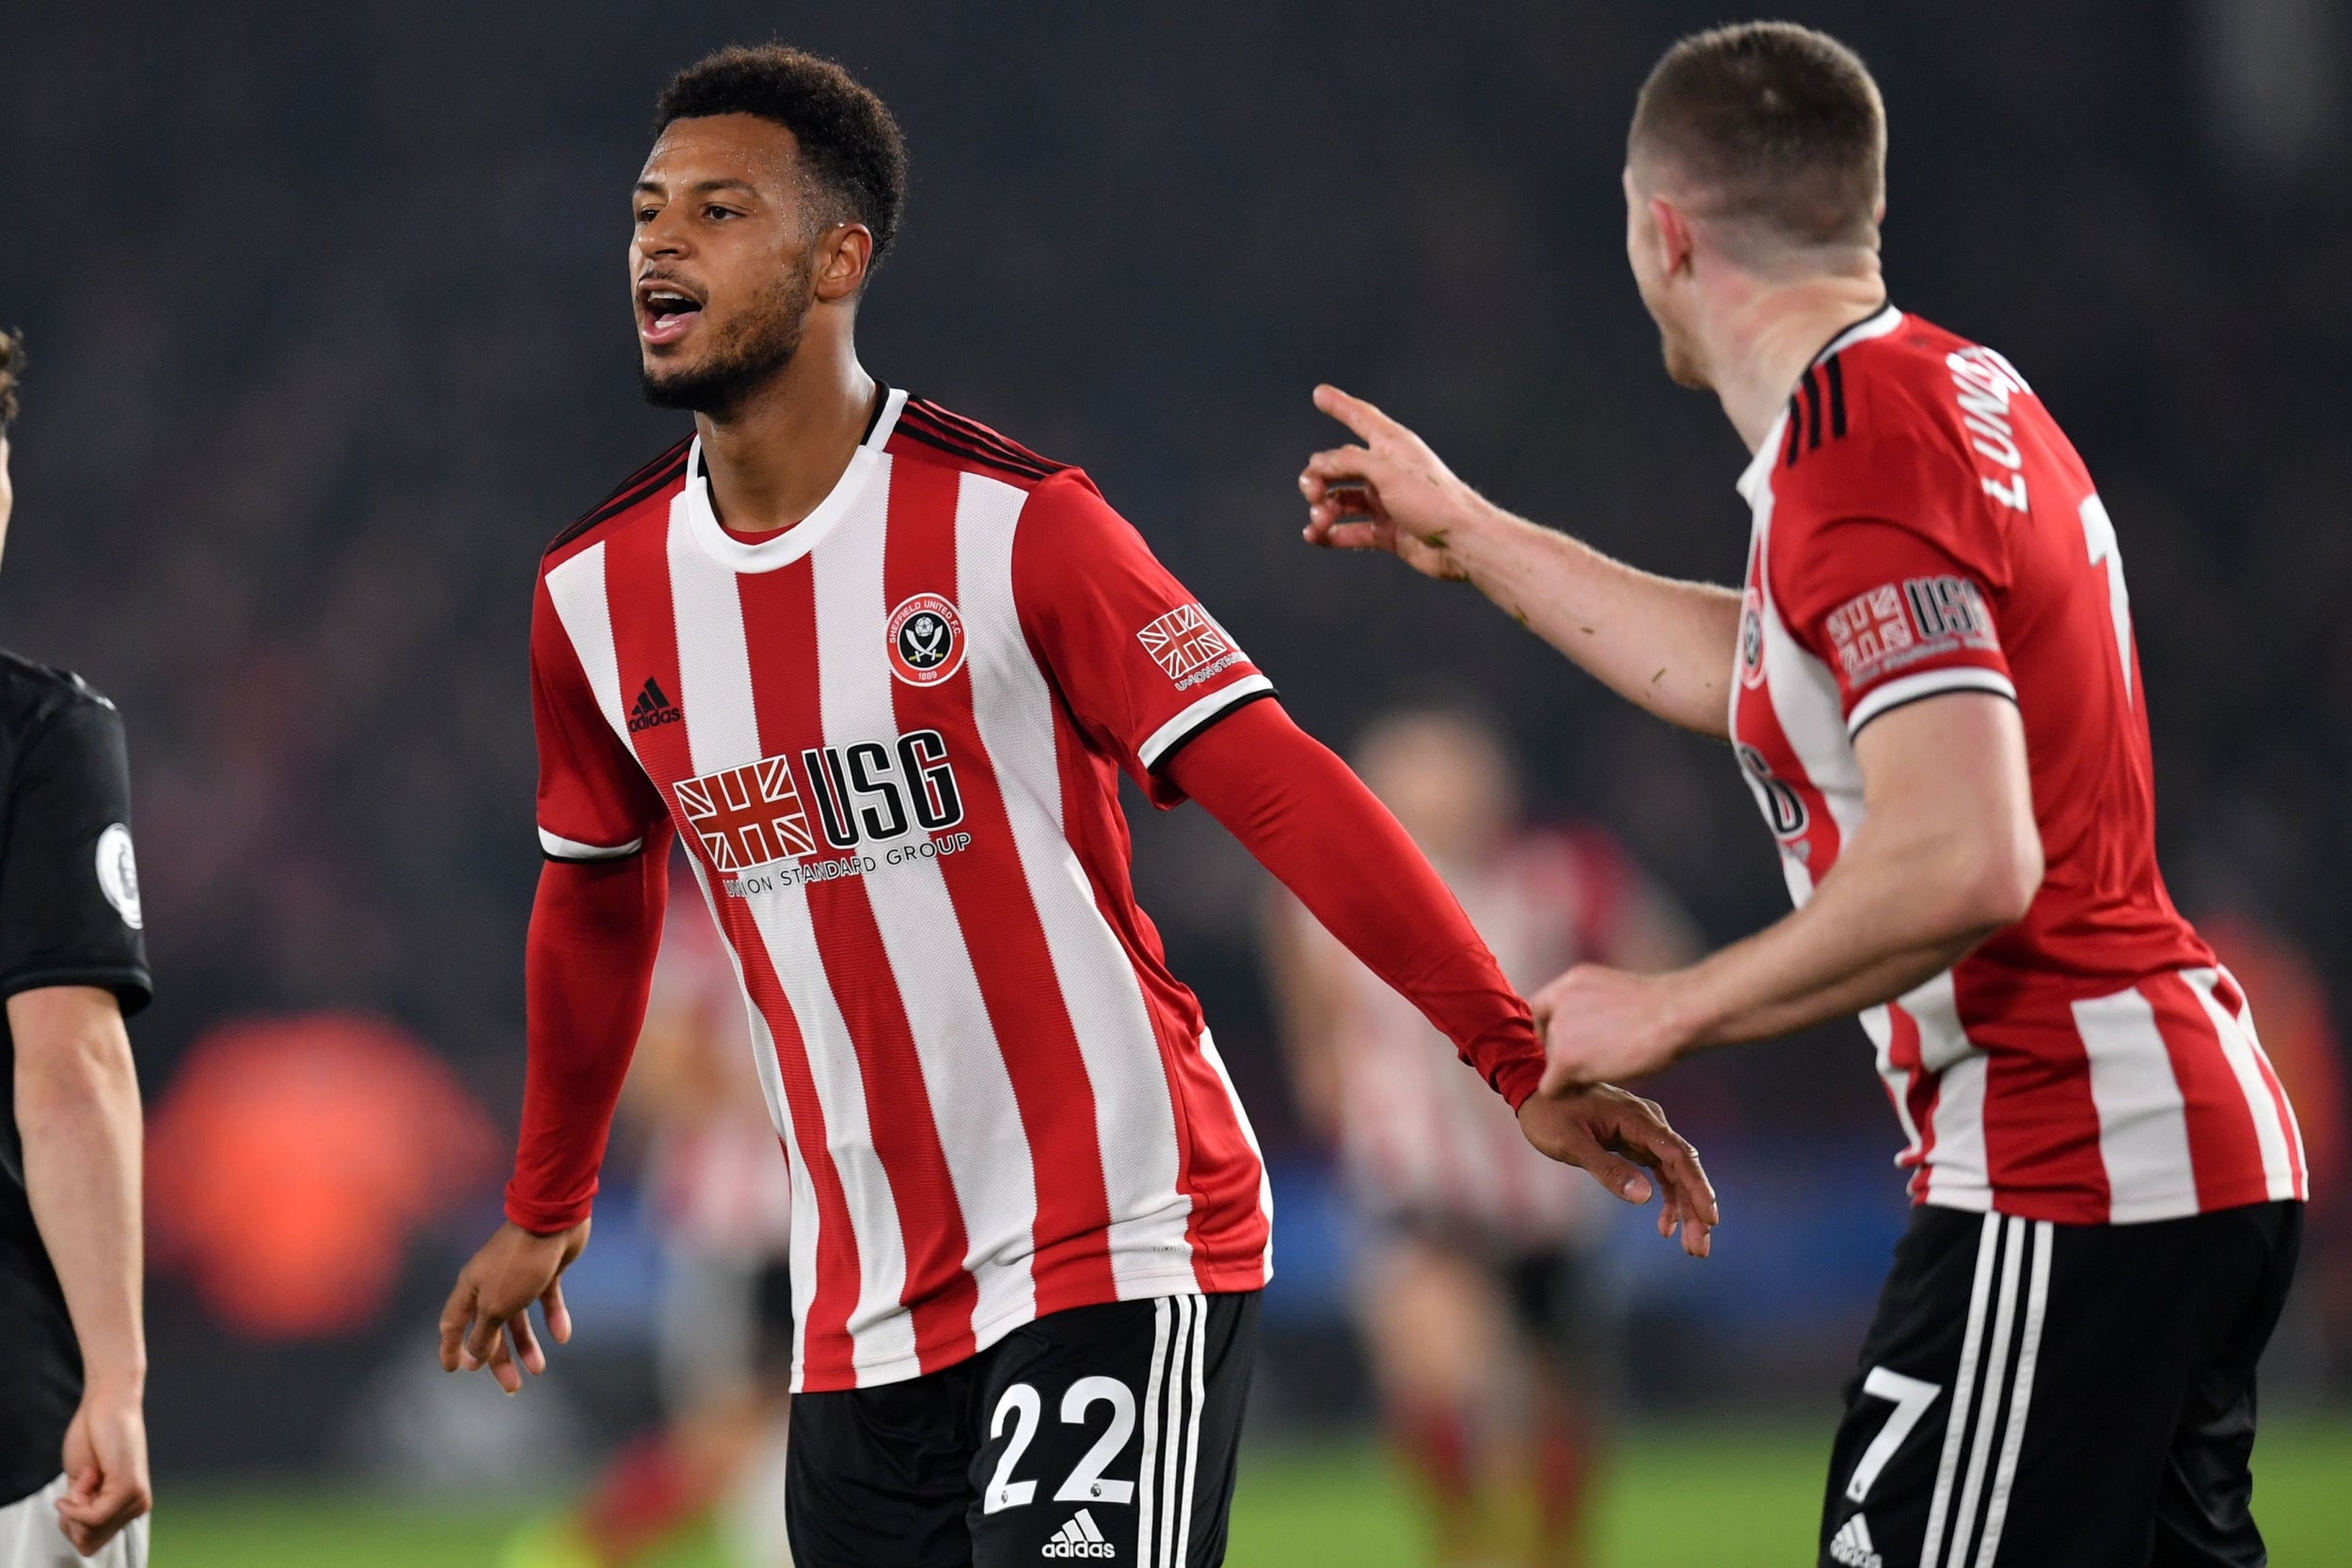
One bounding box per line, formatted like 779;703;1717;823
0;655;150;1505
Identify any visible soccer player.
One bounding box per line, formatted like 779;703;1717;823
435;46;1717;1568
0;332;155;1567
1298;23;2306;1568
1267;707;1697;1568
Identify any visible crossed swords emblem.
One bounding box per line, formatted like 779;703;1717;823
903;613;949;665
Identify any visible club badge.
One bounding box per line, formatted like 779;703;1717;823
887;594;966;687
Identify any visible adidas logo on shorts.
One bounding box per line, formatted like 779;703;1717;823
1828;1513;1883;1568
1041;1508;1115;1558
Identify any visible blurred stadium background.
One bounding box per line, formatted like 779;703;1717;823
4;1;2349;1562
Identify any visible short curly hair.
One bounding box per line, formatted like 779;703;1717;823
0;329;22;431
655;45;908;269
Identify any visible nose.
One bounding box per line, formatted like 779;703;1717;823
636;203;691;262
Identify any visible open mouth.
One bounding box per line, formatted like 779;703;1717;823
637;281;705;346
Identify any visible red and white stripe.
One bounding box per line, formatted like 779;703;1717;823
540;396;1271;1388
1728;315;2306;1224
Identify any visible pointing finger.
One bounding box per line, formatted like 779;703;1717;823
1311;384;1397;445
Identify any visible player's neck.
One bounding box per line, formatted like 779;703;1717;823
1705;266;1887;453
694;343;879;537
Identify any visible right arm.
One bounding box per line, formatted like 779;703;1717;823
1297;385;1741;736
439;576;672;1394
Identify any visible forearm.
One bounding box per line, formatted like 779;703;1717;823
15;999;144;1388
1673;824;2012;1049
1445;500;1741;736
505;844;670;1233
1168;702;1545;1107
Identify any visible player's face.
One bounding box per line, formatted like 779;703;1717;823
1623;166;1710;391
632;114;824;416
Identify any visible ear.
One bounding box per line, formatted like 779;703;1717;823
812;223;874;305
1649;196;1696;278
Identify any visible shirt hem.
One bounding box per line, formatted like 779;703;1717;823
1915;1174;2298;1227
791;1261;1271;1394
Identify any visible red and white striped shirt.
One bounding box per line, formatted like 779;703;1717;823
533;389;1274;1388
1732;306;2305;1225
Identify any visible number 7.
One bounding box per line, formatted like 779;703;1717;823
1846;1367;1941;1503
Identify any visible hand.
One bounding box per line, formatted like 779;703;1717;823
1517;1084;1717;1257
56;1373;150;1556
1532;962;1699;1092
438;1219;589;1395
1297;385;1483;581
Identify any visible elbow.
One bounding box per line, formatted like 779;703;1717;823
1950;831;2043;937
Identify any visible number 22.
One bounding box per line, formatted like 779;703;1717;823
983;1377;1140;1513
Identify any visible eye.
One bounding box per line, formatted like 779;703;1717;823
704;204;740;222
635;206;660;225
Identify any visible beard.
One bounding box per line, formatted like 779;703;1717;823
640;265;816;418
1657;313;1711;391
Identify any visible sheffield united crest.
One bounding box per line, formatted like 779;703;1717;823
887;594;966;687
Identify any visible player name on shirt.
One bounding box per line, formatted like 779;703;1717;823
530;388;1277;1391
1730;305;2304;1227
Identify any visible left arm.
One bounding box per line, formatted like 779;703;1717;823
1536;690;2042;1087
1166;700;1716;1253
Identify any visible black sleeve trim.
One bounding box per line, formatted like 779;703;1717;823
1143;688;1279;775
1848;684;2019;741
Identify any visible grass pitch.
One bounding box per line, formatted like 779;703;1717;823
149;1418;2352;1566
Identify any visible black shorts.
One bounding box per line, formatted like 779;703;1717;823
787;1291;1260;1568
1820;1201;2300;1568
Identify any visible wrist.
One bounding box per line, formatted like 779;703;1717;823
82;1363;147;1400
1657;965;1724;1055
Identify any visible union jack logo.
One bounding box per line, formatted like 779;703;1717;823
1136;603;1232;681
674;756;817;870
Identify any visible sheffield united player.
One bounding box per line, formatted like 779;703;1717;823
1301;23;2304;1568
435;47;1716;1568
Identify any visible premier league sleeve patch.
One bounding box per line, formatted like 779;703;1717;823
887;594;966;686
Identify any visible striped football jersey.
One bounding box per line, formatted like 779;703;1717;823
533;388;1273;1389
1732;305;2304;1224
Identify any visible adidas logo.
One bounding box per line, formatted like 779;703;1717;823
628;676;682;733
1828;1513;1883;1568
1041;1508;1114;1558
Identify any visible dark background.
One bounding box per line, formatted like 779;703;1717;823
1;0;2345;1477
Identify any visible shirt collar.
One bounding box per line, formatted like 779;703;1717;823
680;384;908;573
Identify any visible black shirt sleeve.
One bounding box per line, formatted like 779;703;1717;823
0;694;151;1012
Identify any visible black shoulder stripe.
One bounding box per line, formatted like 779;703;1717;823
895;405;1060;479
1800;366;1824;452
1825;353;1848;438
900;400;1067;475
547;437;691;555
893;420;1057;482
1782;396;1804;467
898;404;1058;476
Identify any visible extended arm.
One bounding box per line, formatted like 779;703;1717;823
14;985;150;1553
1165;700;1716;1253
1535;692;2042;1086
1298;386;1740;736
439;839;670;1392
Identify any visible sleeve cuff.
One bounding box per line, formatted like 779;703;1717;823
1846;667;2017;736
538;827;647;863
1137;676;1277;771
1489;1049;1547;1113
503;1184;595;1234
